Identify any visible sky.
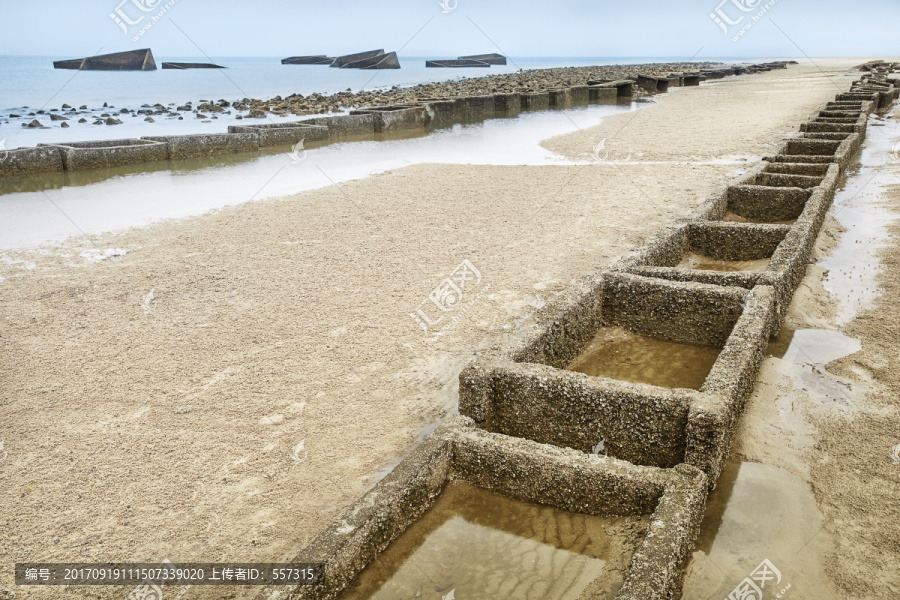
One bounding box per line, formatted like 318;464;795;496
0;0;897;59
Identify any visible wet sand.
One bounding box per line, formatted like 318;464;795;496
0;60;880;599
683;99;900;598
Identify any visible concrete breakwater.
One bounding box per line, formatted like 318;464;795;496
53;48;157;71
282;49;401;70
426;53;507;68
248;63;897;600
0;61;791;178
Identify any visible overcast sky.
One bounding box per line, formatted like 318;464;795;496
0;0;897;59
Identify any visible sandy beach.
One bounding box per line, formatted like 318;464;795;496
1;59;897;599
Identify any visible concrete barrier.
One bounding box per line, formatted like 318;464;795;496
492;92;521;113
570;85;591;104
519;91;550;111
548;88;572;108
417;98;456;125
0;145;64;177
452;95;495;120
228;122;329;147
142;133;260;159
459;273;775;483
587;80;635;98
303;113;376;137
251;417;708;600
588;85;619;103
37;138;168;170
350;105;427;132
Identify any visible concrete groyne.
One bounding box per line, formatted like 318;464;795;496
247;63;898;600
0;61;799;179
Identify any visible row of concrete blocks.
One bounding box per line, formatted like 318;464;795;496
245;66;878;600
3;64;793;178
15;69;820;178
0;65;804;179
0;85;635;178
640;61;794;92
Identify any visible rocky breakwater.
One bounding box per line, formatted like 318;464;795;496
233;62;721;119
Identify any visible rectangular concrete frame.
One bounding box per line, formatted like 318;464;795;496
799;111;867;134
228;122;330;147
142;133;260;159
616;164;840;330
37;138;169;170
458;272;776;485
717;158;841;223
0;145;64;176
351;105;427;132
253;417;708;600
766;131;862;169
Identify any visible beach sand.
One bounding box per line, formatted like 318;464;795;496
0;60;888;599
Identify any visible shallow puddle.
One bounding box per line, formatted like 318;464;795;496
566;326;721;390
820;107;900;324
337;480;645;600
678;251;770;273
682;461;838;600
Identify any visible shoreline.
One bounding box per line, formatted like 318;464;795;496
1;61;723;146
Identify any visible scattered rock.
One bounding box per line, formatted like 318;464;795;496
62;103;72;109
78;118;87;123
50;113;68;121
144;116;155;123
60;122;69;128
105;117;123;125
22;119;43;128
247;109;266;118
